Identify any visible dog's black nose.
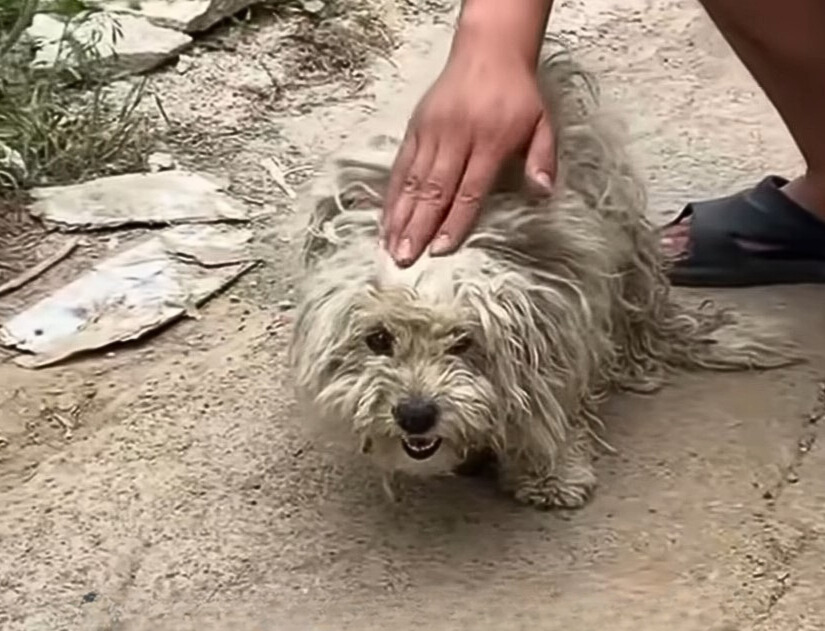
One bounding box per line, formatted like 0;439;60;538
392;397;439;435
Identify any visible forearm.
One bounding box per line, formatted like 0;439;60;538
452;0;554;66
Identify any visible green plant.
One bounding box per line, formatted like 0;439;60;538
0;0;153;196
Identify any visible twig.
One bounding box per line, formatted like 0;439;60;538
283;164;314;177
259;156;297;200
51;411;75;440
0;237;80;297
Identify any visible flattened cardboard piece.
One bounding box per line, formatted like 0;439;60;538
0;225;258;368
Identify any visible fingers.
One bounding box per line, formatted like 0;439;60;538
381;133;417;246
428;147;501;256
523;113;556;195
391;141;470;266
384;138;438;255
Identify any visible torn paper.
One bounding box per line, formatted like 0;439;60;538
0;225;258;368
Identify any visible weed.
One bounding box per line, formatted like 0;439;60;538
0;0;153;198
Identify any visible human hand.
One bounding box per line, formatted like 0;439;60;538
381;41;556;267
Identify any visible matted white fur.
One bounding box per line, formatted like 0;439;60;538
288;43;798;509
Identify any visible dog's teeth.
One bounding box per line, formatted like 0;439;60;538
401;436;442;460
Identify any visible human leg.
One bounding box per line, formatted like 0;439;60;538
663;0;825;287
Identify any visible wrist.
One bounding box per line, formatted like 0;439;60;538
451;0;553;68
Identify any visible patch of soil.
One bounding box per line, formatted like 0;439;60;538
0;195;49;287
282;8;396;88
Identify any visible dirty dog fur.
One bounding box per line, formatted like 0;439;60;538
288;44;796;509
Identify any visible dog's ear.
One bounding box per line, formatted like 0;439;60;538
289;278;366;398
460;272;604;458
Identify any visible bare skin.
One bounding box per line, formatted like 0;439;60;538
380;0;556;266
384;0;825;271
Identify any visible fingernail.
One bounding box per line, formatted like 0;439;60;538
395;237;412;263
533;170;553;193
430;234;452;256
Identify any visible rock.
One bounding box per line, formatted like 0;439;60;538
29;171;249;230
301;0;326;15
27;11;192;76
231;65;275;96
0;142;27;184
147;152;176;172
175;54;195;74
88;0;263;34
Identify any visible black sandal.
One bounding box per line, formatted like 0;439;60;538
665;175;825;287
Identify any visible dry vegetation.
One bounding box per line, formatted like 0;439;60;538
0;0;397;280
281;0;396;85
0;0;154;196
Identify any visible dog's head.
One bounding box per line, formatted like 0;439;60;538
290;221;598;477
291;245;496;475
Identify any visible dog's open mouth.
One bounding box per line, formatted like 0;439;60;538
401;436;442;460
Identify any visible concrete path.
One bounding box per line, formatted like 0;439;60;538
1;1;823;630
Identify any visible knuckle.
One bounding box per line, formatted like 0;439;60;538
418;178;446;204
455;187;483;208
402;173;421;194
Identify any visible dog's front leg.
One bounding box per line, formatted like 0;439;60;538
498;425;597;510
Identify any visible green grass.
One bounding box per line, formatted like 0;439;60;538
0;0;153;197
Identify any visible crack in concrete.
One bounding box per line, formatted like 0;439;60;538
762;380;823;505
735;380;824;627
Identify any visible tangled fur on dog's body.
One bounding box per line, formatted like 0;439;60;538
289;43;796;510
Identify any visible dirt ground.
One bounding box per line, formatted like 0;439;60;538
1;0;824;629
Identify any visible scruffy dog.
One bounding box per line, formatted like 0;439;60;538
288;43;795;509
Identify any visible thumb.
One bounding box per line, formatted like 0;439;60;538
524;113;556;195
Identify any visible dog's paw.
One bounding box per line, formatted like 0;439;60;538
500;444;598;510
511;473;596;510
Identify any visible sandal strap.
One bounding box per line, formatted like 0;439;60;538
673;176;825;265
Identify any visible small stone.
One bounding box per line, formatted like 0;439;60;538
786;471;799;484
147;152;175;173
233;67;275;96
798;436;815;453
762;490;774;500
81;591;98;604
175;54;195;74
278;300;295;311
301;0;326;14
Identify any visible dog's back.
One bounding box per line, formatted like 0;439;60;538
295;40;796;401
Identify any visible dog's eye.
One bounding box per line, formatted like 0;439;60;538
448;335;473;355
365;326;394;356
